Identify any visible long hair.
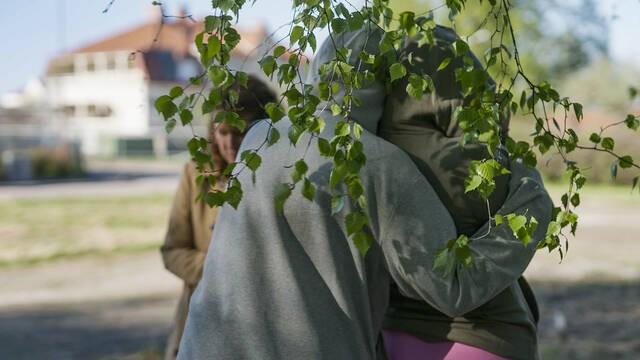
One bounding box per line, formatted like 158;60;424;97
208;74;278;180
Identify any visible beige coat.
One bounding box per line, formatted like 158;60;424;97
161;161;220;360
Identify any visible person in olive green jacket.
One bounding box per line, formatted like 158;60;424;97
161;75;277;360
379;26;544;360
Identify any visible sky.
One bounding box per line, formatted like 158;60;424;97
0;0;638;94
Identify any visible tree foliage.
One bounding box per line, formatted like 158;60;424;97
154;0;639;269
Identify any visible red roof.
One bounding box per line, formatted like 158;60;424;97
70;19;268;58
47;18;269;77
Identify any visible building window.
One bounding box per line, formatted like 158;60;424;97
57;105;76;117
87;104;113;117
49;59;75;75
127;54;137;69
87;57;96;72
106;53;117;70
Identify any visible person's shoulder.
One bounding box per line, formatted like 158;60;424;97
360;130;412;163
243;118;283;148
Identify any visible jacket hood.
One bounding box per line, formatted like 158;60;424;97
306;26;385;134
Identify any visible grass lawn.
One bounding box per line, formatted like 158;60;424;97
0;178;637;268
0;192;173;267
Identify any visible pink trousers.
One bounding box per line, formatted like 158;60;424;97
383;330;509;360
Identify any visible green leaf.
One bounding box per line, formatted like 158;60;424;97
433;247;451;273
164;118;176;134
259;56;277;76
494;214;504;225
206;191;226;207
201;100;214;115
235;71;248;87
241;150;262;171
347;178;364;198
223;112;246;132
169;86;183;98
452;39;469;57
620;155;634;169
352;231;372;256
353;123;363;139
225;181;243;209
610;162;618;179
290;25;304;45
195;32;204;52
331;103;342;116
546;221;561;237
519;90;527;109
274;183;292;213
601;137;615;151
573;103;583;121
455;244;473;266
465;175;483;193
223;162;237;177
329;164;348;188
331;18;347;34
223;28;241;48
308;32;317;52
187;138;200;155
437;57;451;71
207;36;221;58
309;117;326;134
179;109;193;125
389;63;407;83
267;127;280;146
288;124;304;145
318;138;332;156
204;15;217;33
331;195;344;215
406;74;429;99
589;133;601;144
346;212;368;236
209;88;222;106
508;215;527;234
625;114;639;131
273;45;286;58
208;67;228;86
154;95;177;119
570;193;580;207
265;102;284;122
291;159;308;183
348;13;364;31
335;121;350;137
302;178;316;201
523;151;537;167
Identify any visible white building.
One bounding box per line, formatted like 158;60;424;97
43;13;274;157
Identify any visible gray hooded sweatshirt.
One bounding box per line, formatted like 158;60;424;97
177;27;552;360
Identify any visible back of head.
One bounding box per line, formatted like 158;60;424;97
307;26;385;134
378;25;509;235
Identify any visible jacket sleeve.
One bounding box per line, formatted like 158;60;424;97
381;160;553;317
160;163;206;286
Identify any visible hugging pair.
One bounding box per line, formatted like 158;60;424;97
177;25;552;360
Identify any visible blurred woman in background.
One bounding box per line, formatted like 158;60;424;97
161;75;277;360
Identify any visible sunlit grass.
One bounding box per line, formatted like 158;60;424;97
0;192;173;267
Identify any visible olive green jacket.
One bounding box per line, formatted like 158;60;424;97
160;161;220;360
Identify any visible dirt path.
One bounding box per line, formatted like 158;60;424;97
3;247;640;360
0;252;181;360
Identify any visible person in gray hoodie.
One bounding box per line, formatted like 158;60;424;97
177;26;552;360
